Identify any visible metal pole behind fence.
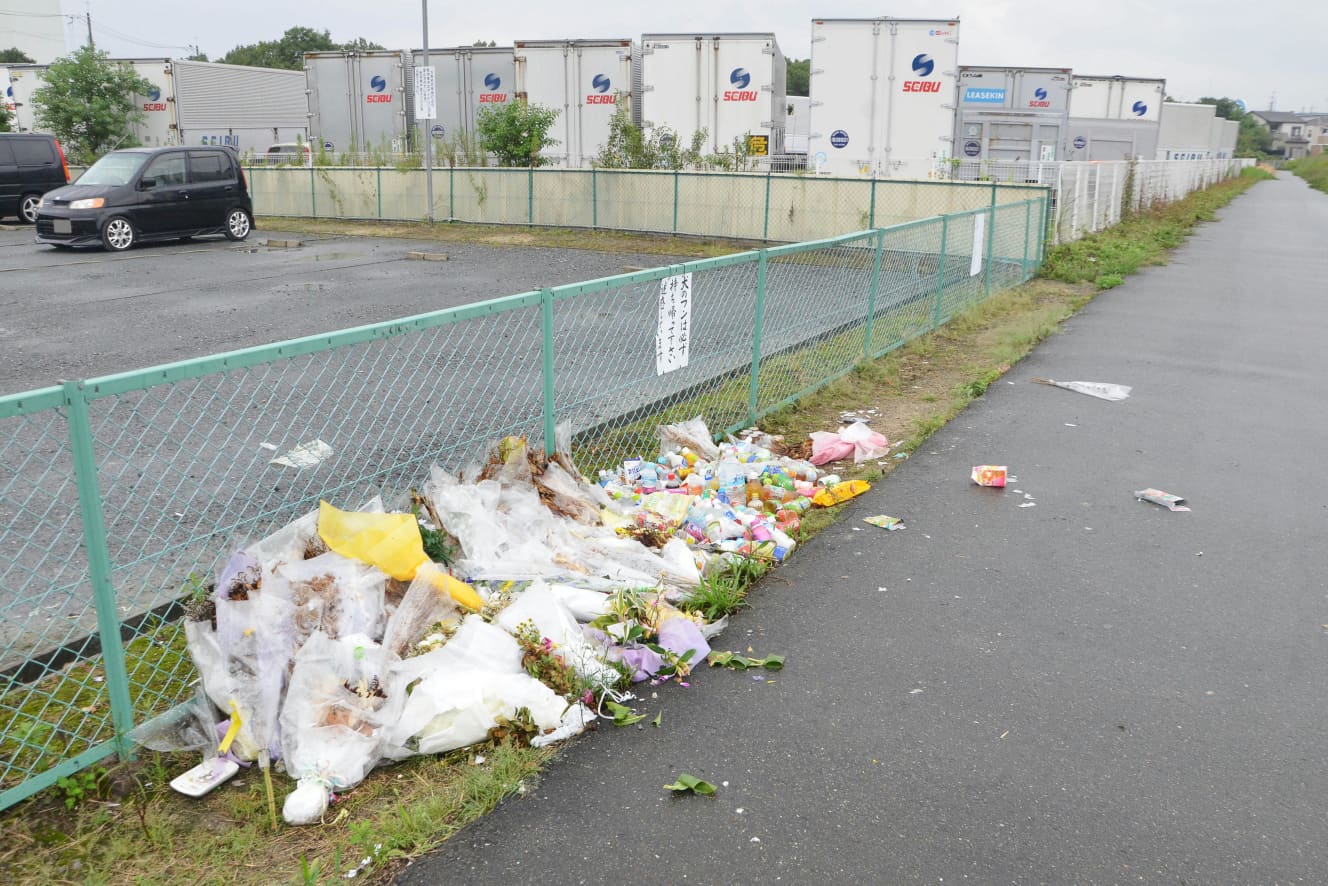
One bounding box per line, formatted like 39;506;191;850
747;251;768;425
421;1;433;224
934;215;949;330
541;288;556;454
864;228;884;358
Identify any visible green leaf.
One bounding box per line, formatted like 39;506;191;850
605;701;646;727
762;655;785;671
651;711;662;728
664;773;717;795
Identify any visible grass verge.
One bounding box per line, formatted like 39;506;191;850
0;167;1270;884
1286;154;1328;194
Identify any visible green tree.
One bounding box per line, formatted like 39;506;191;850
219;27;338;69
472;40;497;48
1198;96;1273;158
595;100;705;169
340;37;387;53
786;58;809;97
0;103;10;133
32;46;151;161
475;100;559;166
0;47;37;64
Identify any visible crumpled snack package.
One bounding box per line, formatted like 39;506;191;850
318;500;427;581
971;465;1008;487
658;415;720;461
280;632;403;794
810;421;890;465
812;479;872;507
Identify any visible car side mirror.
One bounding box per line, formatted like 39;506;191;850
139;177;157;190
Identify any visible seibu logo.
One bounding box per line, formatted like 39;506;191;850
1028;86;1050;108
143;85;166;111
724;67;758;102
586;73;616;105
902;54;941;93
366;75;393;103
479;73;507;103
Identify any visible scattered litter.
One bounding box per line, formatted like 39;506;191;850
864;515;904;531
259;442;279;451
971;465;1007;487
269;439;334;469
1032;378;1132;401
1023;493;1034;500
999;730;1010;740
664;773;717;795
1019;502;1036;508
170;758;240;797
892;452;909;460
812;480;871;506
708;650;784;671
1064;423;1077;428
1134;488;1191;511
909;688;924;695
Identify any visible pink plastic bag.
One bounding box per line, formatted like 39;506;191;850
810;422;890;465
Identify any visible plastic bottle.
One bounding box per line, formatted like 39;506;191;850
685;473;704;495
783;496;814;513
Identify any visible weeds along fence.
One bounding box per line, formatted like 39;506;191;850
0;192;1047;811
242;165;1041;243
944;158;1255;244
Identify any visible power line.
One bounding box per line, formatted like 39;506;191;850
90;21;193;52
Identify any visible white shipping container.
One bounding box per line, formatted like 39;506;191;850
639;33;786;156
1155;102;1216;160
954;66;1071;162
2;66;13;116
6;64;48;134
1215;117;1239;159
807;18;960;178
514;39;637;167
410;46;515;143
1068;75;1165;121
305;51;414;154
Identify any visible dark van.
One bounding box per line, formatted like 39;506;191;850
35;145;253;251
0;133;70;223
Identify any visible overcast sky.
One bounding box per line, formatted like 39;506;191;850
42;0;1328;112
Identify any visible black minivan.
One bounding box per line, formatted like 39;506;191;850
35;145;253;251
0;133;70;224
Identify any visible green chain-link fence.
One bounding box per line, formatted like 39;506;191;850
245;165;1043;243
0;192;1046;811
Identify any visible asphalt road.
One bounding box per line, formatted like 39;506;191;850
397;174;1328;884
0;226;697;395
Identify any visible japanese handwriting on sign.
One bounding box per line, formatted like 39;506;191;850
655;272;693;375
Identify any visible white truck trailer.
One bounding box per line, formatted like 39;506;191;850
954;66;1072;163
1066;74;1166;161
513;38;638;167
807;17;960;178
305;50;414;154
639;33;786;158
6;59;306;153
410;45;515;144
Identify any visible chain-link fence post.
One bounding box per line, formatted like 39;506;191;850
592;168;598;229
868;178;877;229
448;167;455;220
62;381;135;757
1022;198;1032;280
933;215;949;330
763;172;772;241
528;167;534;225
747;250;768;426
377;166;382;220
864;227;885;357
984;190;996;299
310;166;317;218
672;171;680;233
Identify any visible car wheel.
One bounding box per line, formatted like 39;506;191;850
101;216;136;252
224;208;252;241
19;194;41;224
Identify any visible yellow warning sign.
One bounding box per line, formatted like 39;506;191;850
747;134;769;156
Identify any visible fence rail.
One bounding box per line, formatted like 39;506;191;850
0;193;1046;810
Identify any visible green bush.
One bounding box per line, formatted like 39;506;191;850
1287;155;1328;194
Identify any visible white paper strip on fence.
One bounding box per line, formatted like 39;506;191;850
655;272;693;375
970;213;986;277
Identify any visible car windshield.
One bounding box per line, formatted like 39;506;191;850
77;152;150;186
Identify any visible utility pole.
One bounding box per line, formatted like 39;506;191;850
422;0;433;223
85;11;94;49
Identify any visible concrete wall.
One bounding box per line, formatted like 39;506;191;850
245;166;1045;243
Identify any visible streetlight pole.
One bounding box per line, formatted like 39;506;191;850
422;0;433;223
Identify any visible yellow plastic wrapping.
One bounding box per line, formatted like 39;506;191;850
812;480;872;507
421;563;484;612
317;501;428;581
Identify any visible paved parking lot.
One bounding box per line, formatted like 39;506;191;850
0;225;693;395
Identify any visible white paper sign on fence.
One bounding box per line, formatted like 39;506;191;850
655;273;693;375
970;213;986;277
413;66;437;120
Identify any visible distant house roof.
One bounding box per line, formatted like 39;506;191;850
1252;111;1304;124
